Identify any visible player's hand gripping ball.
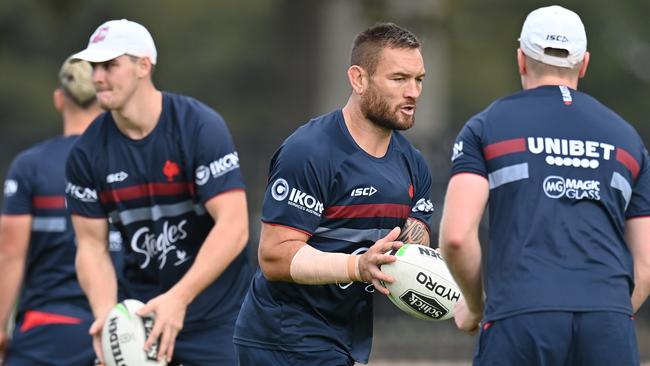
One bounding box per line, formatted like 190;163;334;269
381;244;461;321
101;299;167;366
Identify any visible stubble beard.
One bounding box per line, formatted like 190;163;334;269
360;85;415;131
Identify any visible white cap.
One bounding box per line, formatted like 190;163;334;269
519;5;587;68
72;19;157;65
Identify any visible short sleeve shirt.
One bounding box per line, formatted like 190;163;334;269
450;86;650;320
234;110;434;363
3;136;91;313
65;92;251;327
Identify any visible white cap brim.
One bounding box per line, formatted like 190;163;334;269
520;39;584;68
71;47;125;63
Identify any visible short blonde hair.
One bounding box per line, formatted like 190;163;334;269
59;57;96;107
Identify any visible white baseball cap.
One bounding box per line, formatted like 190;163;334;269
72;19;157;65
519;5;587;68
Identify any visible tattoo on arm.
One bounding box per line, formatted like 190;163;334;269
397;218;430;246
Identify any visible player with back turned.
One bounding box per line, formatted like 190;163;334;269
440;6;650;365
234;22;435;365
0;57;103;366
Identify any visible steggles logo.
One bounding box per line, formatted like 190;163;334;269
131;220;188;269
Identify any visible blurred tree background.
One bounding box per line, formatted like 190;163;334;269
1;0;649;363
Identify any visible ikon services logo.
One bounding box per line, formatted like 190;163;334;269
195;166;210;186
195;152;240;186
3;179;18;197
269;178;323;217
271;178;289;201
65;183;98;202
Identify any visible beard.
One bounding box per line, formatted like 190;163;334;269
360;85;415;131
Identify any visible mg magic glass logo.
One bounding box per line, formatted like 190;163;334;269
542;175;601;201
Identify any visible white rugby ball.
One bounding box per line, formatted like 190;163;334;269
101;299;167;366
381;244;461;321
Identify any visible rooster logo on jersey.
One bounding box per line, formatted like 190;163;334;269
163;160;180;182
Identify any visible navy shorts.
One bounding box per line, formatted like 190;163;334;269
235;344;355;366
474;311;639;366
168;319;238;366
5;305;95;366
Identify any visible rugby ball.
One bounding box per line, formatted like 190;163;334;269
381;244;460;321
101;299;166;366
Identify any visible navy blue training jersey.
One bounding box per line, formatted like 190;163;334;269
65;92;251;328
451;85;650;321
2;136;91;314
234;110;434;363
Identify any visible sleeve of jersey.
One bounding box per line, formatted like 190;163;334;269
409;153;434;232
450;114;488;178
192;115;245;203
626;147;650;218
260;140;328;235
2;155;33;215
65;147;106;218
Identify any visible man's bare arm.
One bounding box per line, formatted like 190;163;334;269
626;217;650;313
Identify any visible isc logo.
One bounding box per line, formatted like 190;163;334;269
546;34;569;42
106;171;128;183
350;186;377;197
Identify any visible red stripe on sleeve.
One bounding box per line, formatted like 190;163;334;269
616;148;640;179
32;196;66;209
483;138;526;160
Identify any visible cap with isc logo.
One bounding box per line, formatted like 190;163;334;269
519;5;587;68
